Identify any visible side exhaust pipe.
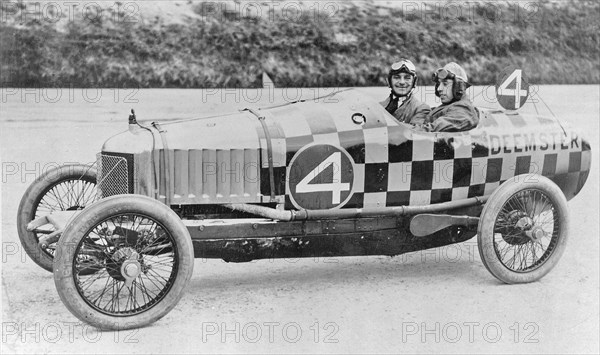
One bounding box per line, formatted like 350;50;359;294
224;195;488;222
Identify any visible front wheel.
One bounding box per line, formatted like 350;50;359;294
17;164;97;272
54;195;194;330
478;174;569;284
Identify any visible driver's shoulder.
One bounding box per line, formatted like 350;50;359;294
436;98;475;114
405;95;430;110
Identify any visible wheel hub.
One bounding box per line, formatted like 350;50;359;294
515;216;534;230
122;260;141;278
500;211;531;245
502;213;546;244
121;259;141;288
515;215;546;242
107;247;141;283
526;226;546;242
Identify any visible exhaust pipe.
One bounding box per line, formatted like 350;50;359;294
224;195;488;221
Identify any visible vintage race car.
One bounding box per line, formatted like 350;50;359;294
17;88;591;330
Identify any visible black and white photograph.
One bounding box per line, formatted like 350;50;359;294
1;0;598;353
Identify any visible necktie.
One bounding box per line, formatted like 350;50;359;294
385;94;399;114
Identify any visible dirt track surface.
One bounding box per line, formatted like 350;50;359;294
1;86;599;354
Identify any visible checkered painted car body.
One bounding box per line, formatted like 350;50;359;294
257;90;590;210
99;89;591;209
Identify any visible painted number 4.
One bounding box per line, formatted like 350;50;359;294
496;68;529;110
296;152;350;204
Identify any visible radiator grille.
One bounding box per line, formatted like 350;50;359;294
97;153;131;198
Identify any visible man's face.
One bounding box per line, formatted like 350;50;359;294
437;79;454;104
390;73;414;97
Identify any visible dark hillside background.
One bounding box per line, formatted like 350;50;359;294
1;0;598;88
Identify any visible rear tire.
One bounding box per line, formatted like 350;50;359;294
17;164;97;272
478;174;569;284
54;195;194;330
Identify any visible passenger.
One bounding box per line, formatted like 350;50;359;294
421;62;479;132
380;59;430;126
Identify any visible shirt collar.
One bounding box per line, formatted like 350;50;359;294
391;92;411;105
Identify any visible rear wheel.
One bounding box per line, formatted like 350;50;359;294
54;195;194;330
478;174;569;284
17;164;97;272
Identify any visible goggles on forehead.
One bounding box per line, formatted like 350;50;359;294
390;60;416;75
432;68;456;82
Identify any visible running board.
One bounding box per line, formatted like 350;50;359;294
410;214;479;237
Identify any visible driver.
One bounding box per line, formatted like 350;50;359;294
380;59;430;126
421;62;479;132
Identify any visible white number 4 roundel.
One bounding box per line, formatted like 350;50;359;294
288;144;354;210
496;67;530;110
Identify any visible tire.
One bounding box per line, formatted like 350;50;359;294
54;195;194;330
17;164;97;272
478;174;569;284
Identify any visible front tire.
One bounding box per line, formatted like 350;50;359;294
54;195;194;330
17;164;97;272
478;174;569;284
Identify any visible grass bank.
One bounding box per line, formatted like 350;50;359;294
1;0;598;88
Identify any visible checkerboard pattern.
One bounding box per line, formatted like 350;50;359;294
255;93;591;209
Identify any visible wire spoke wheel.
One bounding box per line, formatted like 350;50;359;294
17;164;97;271
35;178;98;257
492;190;558;272
478;175;569;284
74;214;177;316
54;195;194;330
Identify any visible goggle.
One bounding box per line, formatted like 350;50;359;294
390;60;416;75
432;68;456;82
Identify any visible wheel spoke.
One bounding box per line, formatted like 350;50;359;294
32;176;98;260
74;213;177;316
492;189;560;273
